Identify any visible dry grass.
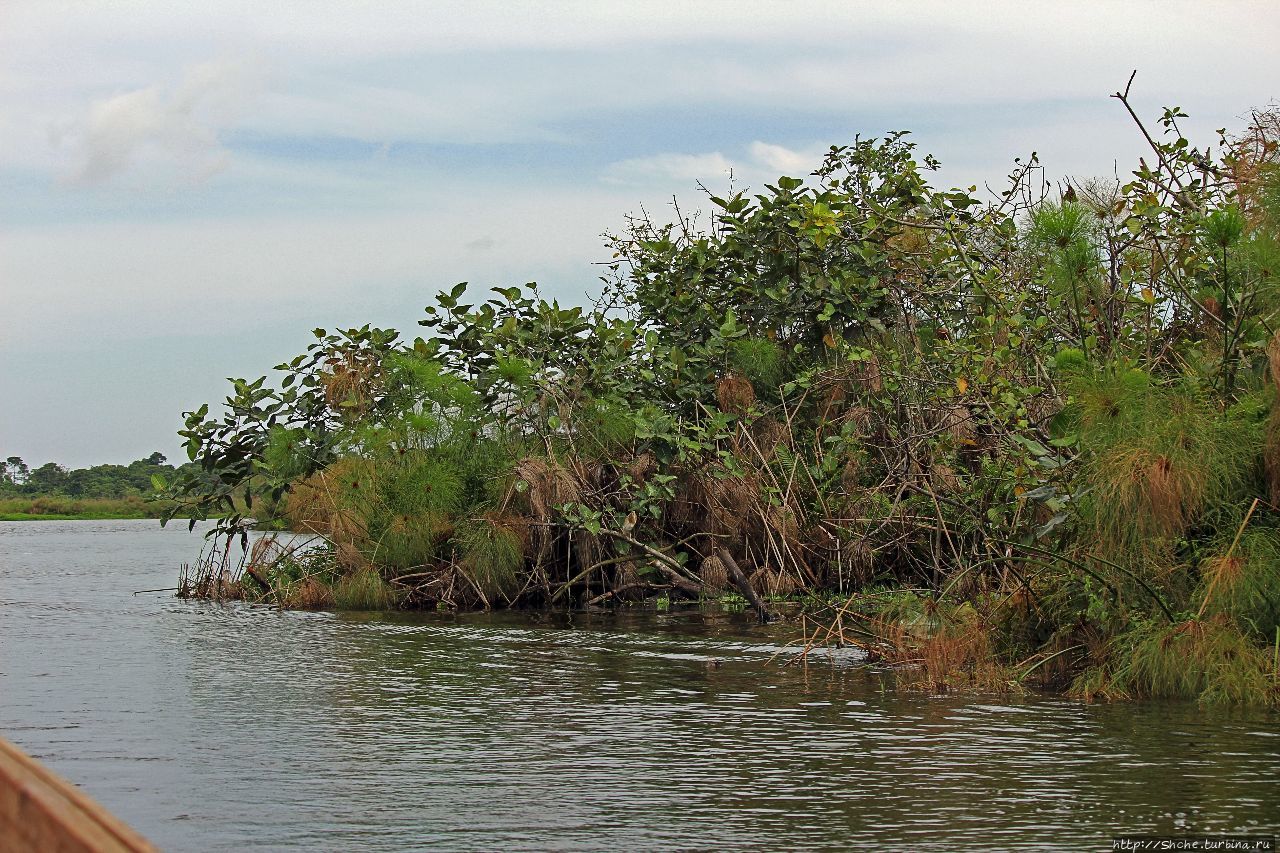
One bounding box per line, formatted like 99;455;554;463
178;537;250;601
672;467;759;538
1267;331;1280;391
319;348;383;415
716;374;756;414
751;568;799;598
510;458;581;520
879;617;1017;694
750;417;789;459
699;554;730;592
839;540;875;586
282;458;371;544
928;463;962;494
509;456;583;564
1264;406;1280;506
1229;106;1280;228
625;452;657;483
282;577;336;609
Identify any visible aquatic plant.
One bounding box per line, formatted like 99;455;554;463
454;514;527;602
160;95;1280;704
1072;375;1260;555
1079;618;1277;706
332;567;398;611
1195;525;1280;641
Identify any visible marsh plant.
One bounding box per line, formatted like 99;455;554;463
165;92;1280;705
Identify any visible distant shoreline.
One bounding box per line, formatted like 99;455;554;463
0;512;158;521
0;496;167;522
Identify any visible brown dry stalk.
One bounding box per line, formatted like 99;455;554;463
1196;497;1260;620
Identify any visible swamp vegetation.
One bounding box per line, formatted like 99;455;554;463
0;453;186;520
166;92;1280;705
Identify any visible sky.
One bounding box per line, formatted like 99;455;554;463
2;2;1278;468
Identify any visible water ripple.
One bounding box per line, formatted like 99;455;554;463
1;520;1278;852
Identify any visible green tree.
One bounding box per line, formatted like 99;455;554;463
4;456;28;486
27;462;68;494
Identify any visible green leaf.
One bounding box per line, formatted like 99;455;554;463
1012;435;1051;457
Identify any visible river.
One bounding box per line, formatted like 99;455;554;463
1;519;1277;851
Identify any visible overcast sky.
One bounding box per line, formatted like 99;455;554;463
2;1;1278;468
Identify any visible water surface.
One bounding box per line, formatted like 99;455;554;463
1;520;1277;851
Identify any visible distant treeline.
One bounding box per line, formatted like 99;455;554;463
0;453;192;500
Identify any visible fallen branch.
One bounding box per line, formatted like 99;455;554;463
596;528;702;595
717;548;773;623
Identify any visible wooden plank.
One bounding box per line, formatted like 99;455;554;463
0;737;156;852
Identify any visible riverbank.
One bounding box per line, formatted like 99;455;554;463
0;497;168;521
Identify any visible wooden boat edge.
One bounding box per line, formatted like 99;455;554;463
0;736;156;852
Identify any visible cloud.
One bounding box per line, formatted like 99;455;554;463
2;0;1278;468
747;141;829;176
602;151;735;185
4;2;1275;168
59;58;264;185
602;142;834;189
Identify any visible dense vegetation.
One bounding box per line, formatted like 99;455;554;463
0;453;186;519
167;94;1280;705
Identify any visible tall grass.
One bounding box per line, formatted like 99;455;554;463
1195;526;1280;641
455;514;527;601
1071;374;1260;555
333;567;398;610
1083;618;1278;706
0;495;167;520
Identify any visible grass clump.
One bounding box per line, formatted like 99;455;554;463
729;337;785;395
333;566;398;610
873;596;1019;694
1071;375;1260;554
1195;526;1280;641
365;456;465;573
455;515;527;601
1080;618;1278;706
280;577;336;609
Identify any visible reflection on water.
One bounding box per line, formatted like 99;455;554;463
1;520;1277;851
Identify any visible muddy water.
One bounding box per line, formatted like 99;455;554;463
1;519;1277;851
